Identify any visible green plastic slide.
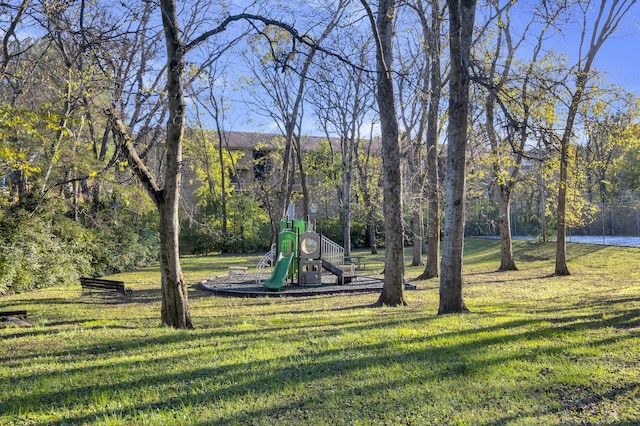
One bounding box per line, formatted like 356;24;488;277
263;252;293;291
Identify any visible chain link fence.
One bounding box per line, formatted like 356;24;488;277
570;202;640;238
466;200;640;240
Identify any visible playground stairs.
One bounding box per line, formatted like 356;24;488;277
321;259;355;285
319;235;358;284
319;235;343;266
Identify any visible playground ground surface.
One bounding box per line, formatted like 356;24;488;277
198;273;417;297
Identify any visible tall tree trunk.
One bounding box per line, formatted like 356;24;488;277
342;177;352;256
278;16;339;223
554;0;635;275
368;215;378;254
439;0;475;315
486;92;518;272
215;121;229;253
411;208;424;266
555;138;571;275
278;126;295;223
482;2;519;273
354;132;379;255
364;0;406;306
158;0;192;328
408;119;425;268
342;131;355;256
108;107;193;329
423;156;440;279
497;186;517;271
158;199;192;328
419;0;442;280
293;135;311;221
16;169;27;203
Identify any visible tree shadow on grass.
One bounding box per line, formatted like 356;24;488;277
0;297;80;309
194;303;382;319
75;295;134;305
7;311;638;425
3;284;639;425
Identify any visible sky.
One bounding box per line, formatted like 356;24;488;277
551;1;640;96
592;14;640;95
198;1;640;137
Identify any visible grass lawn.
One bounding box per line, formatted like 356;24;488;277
1;239;639;425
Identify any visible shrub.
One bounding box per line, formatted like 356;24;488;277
0;213;92;294
0;203;160;295
88;211;160;276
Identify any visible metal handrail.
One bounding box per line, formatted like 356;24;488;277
321;235;344;266
255;243;276;283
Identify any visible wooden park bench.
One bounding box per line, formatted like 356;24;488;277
0;310;28;320
0;310;30;327
80;277;132;301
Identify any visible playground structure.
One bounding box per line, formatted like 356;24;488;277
259;219;356;291
198;218;417;297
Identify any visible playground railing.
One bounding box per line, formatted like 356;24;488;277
321;235;345;267
255;243;276;283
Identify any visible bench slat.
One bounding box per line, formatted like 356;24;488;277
82;282;125;290
80;277;132;301
80;278;125;285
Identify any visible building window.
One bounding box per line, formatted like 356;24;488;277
253;149;271;181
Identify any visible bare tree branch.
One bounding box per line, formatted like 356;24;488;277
186;12;375;74
105;108;163;205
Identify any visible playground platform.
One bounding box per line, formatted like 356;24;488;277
197;273;416;298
